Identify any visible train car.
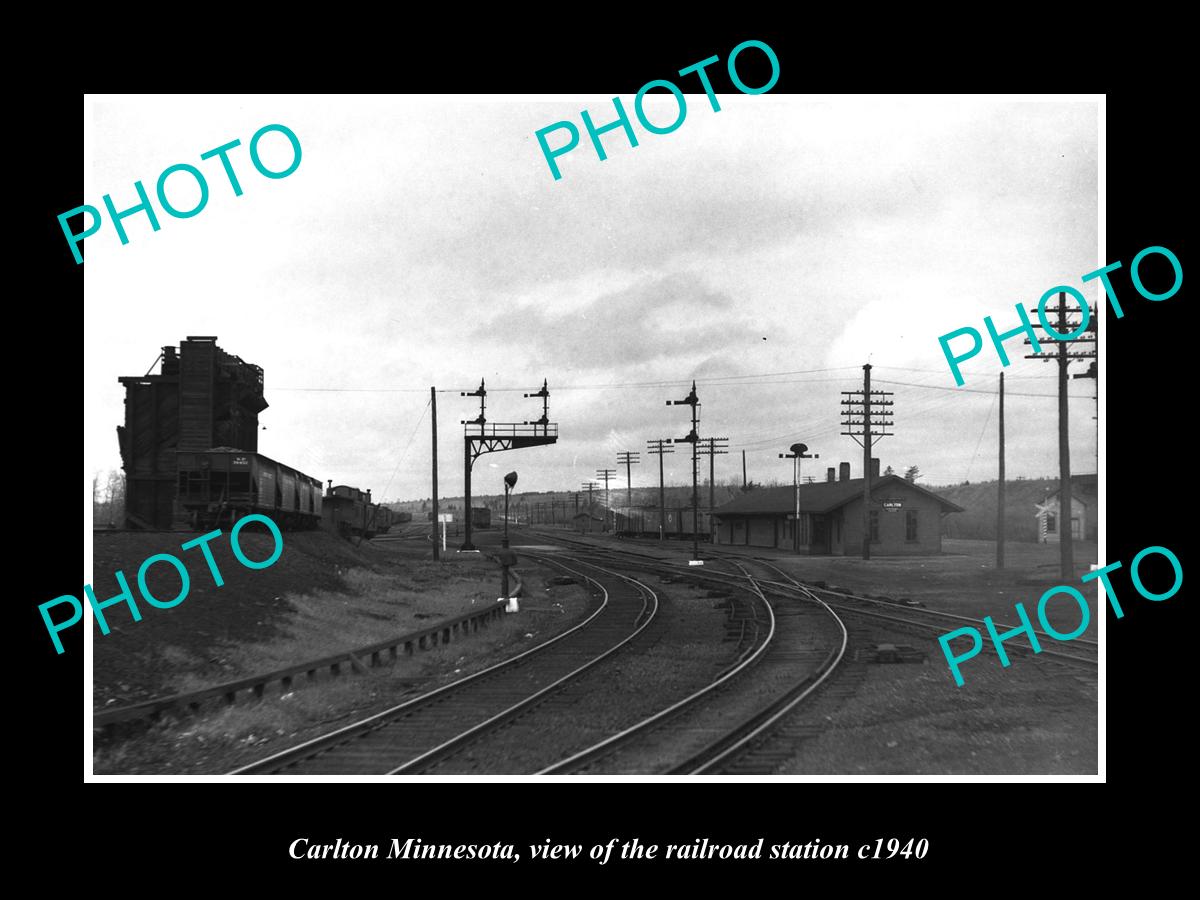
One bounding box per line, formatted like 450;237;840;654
323;484;383;538
614;506;711;539
471;507;491;529
394;511;413;524
176;448;322;530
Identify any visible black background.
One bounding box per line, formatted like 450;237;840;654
27;22;1185;885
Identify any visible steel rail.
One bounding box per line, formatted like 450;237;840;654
536;560;775;775
739;555;1099;650
388;557;660;774
230;556;655;775
666;559;849;775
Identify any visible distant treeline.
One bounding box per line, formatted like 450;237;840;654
388;480;758;516
931;478;1063;542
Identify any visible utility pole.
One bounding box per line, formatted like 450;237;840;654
697;437;729;542
617;451;640;511
742;450;747;488
595;469;616;532
862;364;872;561
431;386;439;561
1056;307;1073;580
1027;297;1095;581
646;439;674;541
668;380;701;561
997;372;1005;570
840;365;894;560
581;481;597;532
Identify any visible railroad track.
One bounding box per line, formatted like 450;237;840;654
721;554;1098;669
537;556;849;775
530;532;1097;670
522;533;1096;772
230;555;658;775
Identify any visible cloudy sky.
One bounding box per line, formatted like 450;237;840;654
84;95;1099;503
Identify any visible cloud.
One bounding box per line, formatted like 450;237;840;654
471;271;760;370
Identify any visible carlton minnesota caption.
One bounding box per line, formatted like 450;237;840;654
289;837;928;863
291;839;520;862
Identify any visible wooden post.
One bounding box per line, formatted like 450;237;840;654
431;387;439;561
997;372;1005;569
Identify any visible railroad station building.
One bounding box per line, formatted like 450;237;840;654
712;461;962;555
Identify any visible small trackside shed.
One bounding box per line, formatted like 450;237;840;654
1035;473;1098;542
713;474;963;556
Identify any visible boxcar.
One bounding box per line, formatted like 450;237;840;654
176;449;322;530
614;506;711;539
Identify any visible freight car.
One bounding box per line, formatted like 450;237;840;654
613;506;711;539
323;483;393;539
394;511;413;524
176;448;323;530
471;507;491;529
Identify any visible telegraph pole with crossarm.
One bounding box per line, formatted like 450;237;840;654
697;437;729;542
1026;296;1096;581
646;439;674;541
595;468;616;533
617;451;640;511
840;364;894;560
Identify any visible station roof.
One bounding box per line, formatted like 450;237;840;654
713;475;963;517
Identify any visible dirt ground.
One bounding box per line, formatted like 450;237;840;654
92;530;516;708
767;538;1102;642
93;565;594;775
775;621;1098;775
530;530;1100;775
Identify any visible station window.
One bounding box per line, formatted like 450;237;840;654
1046;513;1056;534
906;509;918;541
869;510;880;542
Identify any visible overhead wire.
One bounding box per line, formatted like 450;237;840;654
374;397;430;502
964;388;1000;482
